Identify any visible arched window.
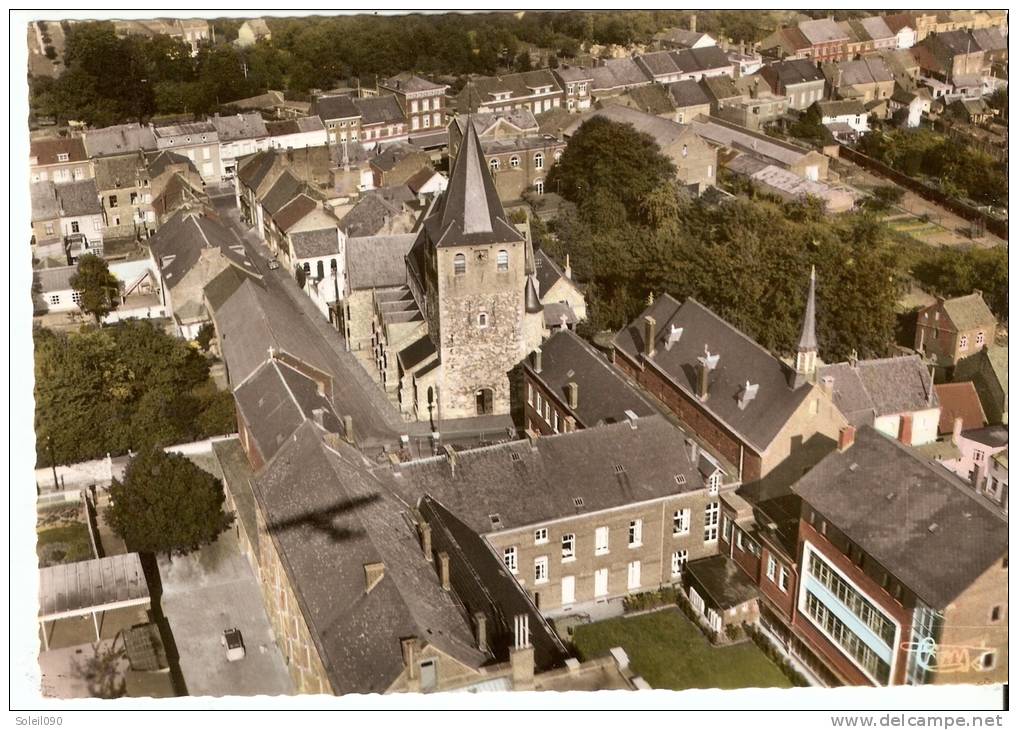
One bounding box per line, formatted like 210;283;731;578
554;149;563;162
496;249;509;272
510;155;520;168
534;179;544;196
330;258;338;272
478;312;488;328
453;253;466;275
317;260;325;279
489;158;500;173
534;152;544;169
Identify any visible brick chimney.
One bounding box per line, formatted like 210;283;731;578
533;347;543;374
419;520;433;562
898;414;914;445
438;551;450;591
697;359;710;401
566;382;579;410
343;414;355;443
837;425;856;452
643;315;657;358
951;416;964;445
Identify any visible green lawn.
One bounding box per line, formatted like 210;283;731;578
572;608;792;691
37;522;94;567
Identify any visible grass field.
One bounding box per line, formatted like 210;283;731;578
572;608;793;691
37;522;93;567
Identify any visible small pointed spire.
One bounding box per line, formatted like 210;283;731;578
564;254;572;280
797;265;817;354
525;275;543;313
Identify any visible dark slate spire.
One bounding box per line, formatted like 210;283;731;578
525;275;543;313
437;114;510;239
797;265;817;353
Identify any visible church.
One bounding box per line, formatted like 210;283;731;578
348;119;551;422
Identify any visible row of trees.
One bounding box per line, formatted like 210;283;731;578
544;118;915;362
855;128;1008;209
34;320;236;466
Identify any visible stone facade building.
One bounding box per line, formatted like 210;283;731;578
914;292;997;368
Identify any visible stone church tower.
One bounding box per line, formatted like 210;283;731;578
406;118;536;420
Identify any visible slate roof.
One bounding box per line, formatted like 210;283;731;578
262;170;305;216
589;58;651;93
667;79;713;109
533;247;569;296
859;16;895;42
617;84;677;116
149;209;256;290
83;123;157;158
381;72;446;93
552;65;594;82
831;57;893;87
385;415;702;535
971;27;1006;54
685;555;760;609
54;179;103;217
290;228;341;259
92;153;147;192
212;112;269;142
565;105;688;148
791;426;1008;610
818;355;936;428
961;425;1009;449
234;358;341;463
236;149;281;191
370;142;426;173
768;58;826;86
453;109;540;137
273;194;319;233
798;18;849;45
614;294;814;452
691;117;815;167
673;46;732;74
345;234;416;290
942;292;996;331
353;95;405;126
153;121;217;139
529;329;658;428
203;264;261;312
146;150;196;179
817;99;868;117
464;69;562;106
934;382;987;434
314;94;360;121
30;181;61;221
252;422;487;694
31;136;88;166
637;50;682;79
341;192;406;238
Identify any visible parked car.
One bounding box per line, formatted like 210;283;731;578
222;628;246;662
267;259;280;271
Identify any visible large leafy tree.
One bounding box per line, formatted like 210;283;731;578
107;447;234;556
34;321;236;466
69;254;120;325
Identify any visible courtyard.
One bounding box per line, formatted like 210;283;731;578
571;608;793;691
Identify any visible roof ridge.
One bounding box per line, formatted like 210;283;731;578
685;297;796;372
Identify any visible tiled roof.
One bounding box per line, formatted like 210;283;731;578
353;95;405;126
345;234;416;290
667;79;713;109
792;426;1008;610
934;382;987;434
942;292;996;331
212;112;269;142
262;170;304;216
589;58;651;92
273;194;319;233
314;94;360;121
565;105;689;148
290;227;341;260
150;209;256;290
83;123;157;158
798;18;849;45
381;72;447;93
31;136;88;166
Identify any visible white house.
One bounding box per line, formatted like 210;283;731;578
266;117;329;150
236;18;271;47
34;258;162;322
212;113;270;180
288;221;346;319
815;99;870;138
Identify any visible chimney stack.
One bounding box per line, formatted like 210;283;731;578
343;414;355;443
643;315;657;358
566;382;579;410
837;425;856;452
438;551;451;591
401;637;419;676
689;13;697;33
420;520;433;562
312;407;325;428
819;375;834;396
898;413;914;445
952;416;964;445
510;614;534;689
697;361;709;400
474;612;488;653
533;348;543;374
688;439;699;465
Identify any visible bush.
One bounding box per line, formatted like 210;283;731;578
745;624;811;687
44;45;57;60
622;586;679;613
725;623;744;642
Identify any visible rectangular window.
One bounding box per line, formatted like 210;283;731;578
109;195;118;208
534;527;548;545
767;556;777;581
704;501;719;542
536;393;543;419
736;530;744;550
561;533;575;561
722;515;733;543
49;294;60;305
130;192;138;205
671;550;688;578
534;556;548;584
503;546;518;574
779;566;790;592
44;223;54;235
72;290;83;305
527;383;534;405
672;509;690;536
628;519;642;548
553;411;560;433
203;146;211;160
595;526;609;556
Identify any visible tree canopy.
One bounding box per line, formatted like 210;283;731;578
106;446;234;556
34;321;236;466
911;245;1008;321
69;253;120;325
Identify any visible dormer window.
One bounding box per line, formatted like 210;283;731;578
57;153;70;162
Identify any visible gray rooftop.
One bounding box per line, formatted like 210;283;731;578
212;112;269;142
941;292;996;331
692;117;816;167
528;328;658;428
290;227;342;260
346;234;416;290
83;123;157;158
818;356;937;428
614;295;813;452
590;57;651;92
667;79;713;109
565;105;689;148
39;553;149;619
685;555;760;610
150;209;256;290
383;415;702;535
798;18;849;45
792;426;1008;610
